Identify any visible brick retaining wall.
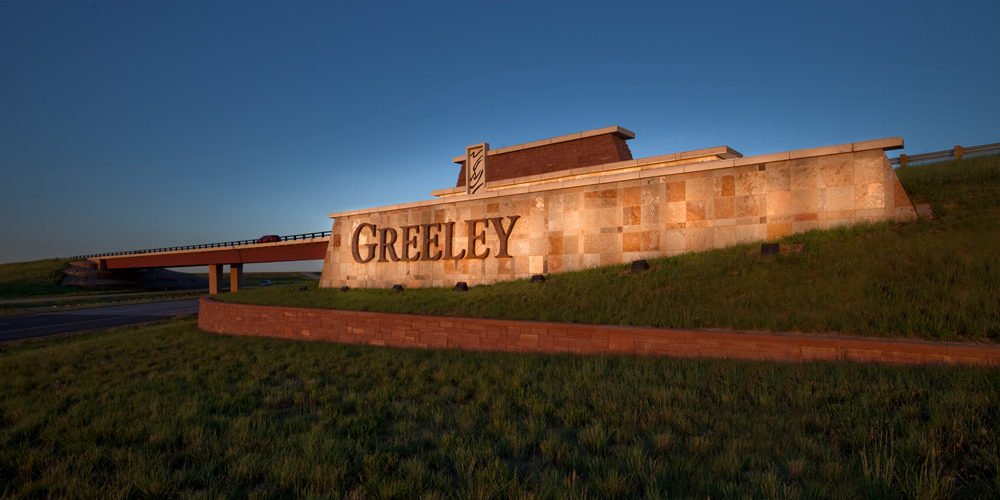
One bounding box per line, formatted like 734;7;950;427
198;298;1000;366
455;132;633;187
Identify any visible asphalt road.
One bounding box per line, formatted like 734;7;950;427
0;299;199;342
0;289;205;305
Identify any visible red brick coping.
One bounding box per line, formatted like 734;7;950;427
198;299;1000;366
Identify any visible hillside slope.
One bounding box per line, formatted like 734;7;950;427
0;258;79;299
221;154;999;342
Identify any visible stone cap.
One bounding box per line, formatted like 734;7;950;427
431;145;741;198
451;126;635;164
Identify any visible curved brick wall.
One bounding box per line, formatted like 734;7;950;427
198;299;1000;366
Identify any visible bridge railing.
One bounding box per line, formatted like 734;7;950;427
74;231;331;260
890;142;1000;167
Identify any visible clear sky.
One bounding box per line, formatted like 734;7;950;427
2;0;998;269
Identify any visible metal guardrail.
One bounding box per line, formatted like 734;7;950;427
74;231;331;260
890;142;1000;167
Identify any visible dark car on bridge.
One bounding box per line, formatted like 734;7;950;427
256;235;281;243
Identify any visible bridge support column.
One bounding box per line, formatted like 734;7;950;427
209;264;224;295
229;264;243;292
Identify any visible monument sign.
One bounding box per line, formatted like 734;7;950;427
320;126;916;289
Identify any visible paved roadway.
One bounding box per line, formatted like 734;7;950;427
0;289;205;305
0;299;199;342
0;275;318;306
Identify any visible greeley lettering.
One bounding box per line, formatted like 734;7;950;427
351;216;520;263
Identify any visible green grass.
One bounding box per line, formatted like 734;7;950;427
0;259;84;300
1;319;997;497
218;154;1000;342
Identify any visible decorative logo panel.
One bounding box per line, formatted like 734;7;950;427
465;143;488;194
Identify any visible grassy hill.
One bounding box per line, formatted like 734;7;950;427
0;252;313;306
219;154;1000;342
0;258;79;300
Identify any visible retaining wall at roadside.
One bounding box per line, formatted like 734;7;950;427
198;299;1000;366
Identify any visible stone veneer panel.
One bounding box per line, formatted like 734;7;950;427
199;299;1000;367
321;148;916;289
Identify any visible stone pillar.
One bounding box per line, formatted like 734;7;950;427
229;264;243;293
208;264;224;295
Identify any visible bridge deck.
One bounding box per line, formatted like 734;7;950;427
92;238;330;269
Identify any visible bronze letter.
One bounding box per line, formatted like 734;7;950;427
443;221;466;260
401;225;421;261
466;219;490;259
351;223;377;263
489;215;519;258
420;223;442;261
377;227;399;262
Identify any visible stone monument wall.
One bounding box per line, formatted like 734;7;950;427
320;134;915;289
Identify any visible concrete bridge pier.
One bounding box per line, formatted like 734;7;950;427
208;264;242;295
229;264;243;293
209;264;223;295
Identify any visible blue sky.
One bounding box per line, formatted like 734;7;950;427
2;0;998;269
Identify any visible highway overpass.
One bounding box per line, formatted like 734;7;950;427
79;232;330;294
